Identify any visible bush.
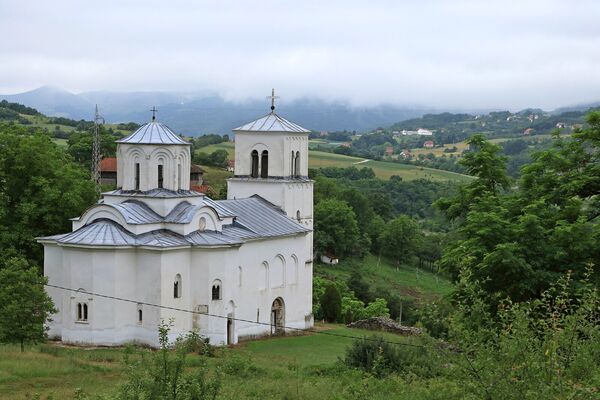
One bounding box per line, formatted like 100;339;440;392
321;283;342;322
344;335;440;378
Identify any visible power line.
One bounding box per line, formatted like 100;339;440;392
45;283;425;349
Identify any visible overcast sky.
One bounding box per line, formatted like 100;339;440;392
1;0;599;110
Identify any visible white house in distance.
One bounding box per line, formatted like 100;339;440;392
38;100;314;347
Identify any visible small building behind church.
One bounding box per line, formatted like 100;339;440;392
39;102;314;347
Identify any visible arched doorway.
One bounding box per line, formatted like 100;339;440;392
227;300;235;345
271;297;285;335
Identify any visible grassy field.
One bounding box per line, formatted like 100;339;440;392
316;254;453;301
198;142;473;183
0;323;458;400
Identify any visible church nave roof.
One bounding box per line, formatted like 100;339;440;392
39;196;309;249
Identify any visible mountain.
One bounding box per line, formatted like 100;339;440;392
551;100;600;114
0;86;93;119
0;87;431;135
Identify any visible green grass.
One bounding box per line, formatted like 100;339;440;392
316;254;453;301
0;324;460;400
198;142;473;183
52;138;68;148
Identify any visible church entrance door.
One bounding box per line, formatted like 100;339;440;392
270;297;285;335
227;315;233;345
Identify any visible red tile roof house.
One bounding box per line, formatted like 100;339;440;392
385;146;394;156
423;140;435;149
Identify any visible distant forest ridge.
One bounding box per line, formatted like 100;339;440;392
1;86;599;136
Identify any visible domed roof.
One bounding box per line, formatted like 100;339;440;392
233;112;310;133
117;121;191;145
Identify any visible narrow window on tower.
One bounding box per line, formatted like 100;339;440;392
294;152;300;177
177;163;182;190
261;150;269;178
135;163;140;190
251;150;259;178
291;151;295;177
158;165;164;188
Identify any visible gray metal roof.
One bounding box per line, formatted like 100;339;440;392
117;121;191;145
233;112;310;133
104;188;203;198
111;200;163;224
39;196;309;248
216;196;310;238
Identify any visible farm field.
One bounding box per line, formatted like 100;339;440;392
0;324;457;400
198;142;473;182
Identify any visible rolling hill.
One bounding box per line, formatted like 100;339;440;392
0;86;433;135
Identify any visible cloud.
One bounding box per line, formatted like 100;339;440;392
1;0;599;109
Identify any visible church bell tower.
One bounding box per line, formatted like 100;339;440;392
227;90;313;229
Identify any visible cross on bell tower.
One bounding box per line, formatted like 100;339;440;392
266;88;279;112
150;106;158;121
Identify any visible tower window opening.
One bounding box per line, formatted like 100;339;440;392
291;151;295;177
251;150;259;178
135;163;140;190
138;309;143;323
261;150;269;178
294;152;300;177
158;165;164;188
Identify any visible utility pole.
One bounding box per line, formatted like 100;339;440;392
91;105;105;195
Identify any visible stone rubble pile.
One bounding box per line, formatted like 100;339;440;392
347;317;422;336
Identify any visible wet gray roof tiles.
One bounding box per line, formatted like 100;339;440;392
116;121;191;145
40;196;308;248
233;112;310;133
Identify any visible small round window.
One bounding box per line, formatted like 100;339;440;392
198;217;206;230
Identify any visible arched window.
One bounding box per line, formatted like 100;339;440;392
238;266;242;287
138;309;143;323
294;152;300;177
174;274;182;298
291;151;295;177
212;282;221;300
83;303;88;321
251;150;259;178
134;162;140;190
157;164;164;188
296;210;301;221
261;150;269;178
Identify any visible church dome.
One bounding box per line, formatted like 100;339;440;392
117;121;191;145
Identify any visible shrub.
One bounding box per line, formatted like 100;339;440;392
343;335;440;378
321;283;342;322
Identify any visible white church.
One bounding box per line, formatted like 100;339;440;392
39;98;314;347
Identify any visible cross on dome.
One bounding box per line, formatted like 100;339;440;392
150;106;158;121
267;88;279;112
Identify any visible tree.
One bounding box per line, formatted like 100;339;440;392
437;117;600;310
0;126;97;265
379;216;422;265
314;199;360;258
0;257;56;351
320;283;342;322
67;126;117;170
